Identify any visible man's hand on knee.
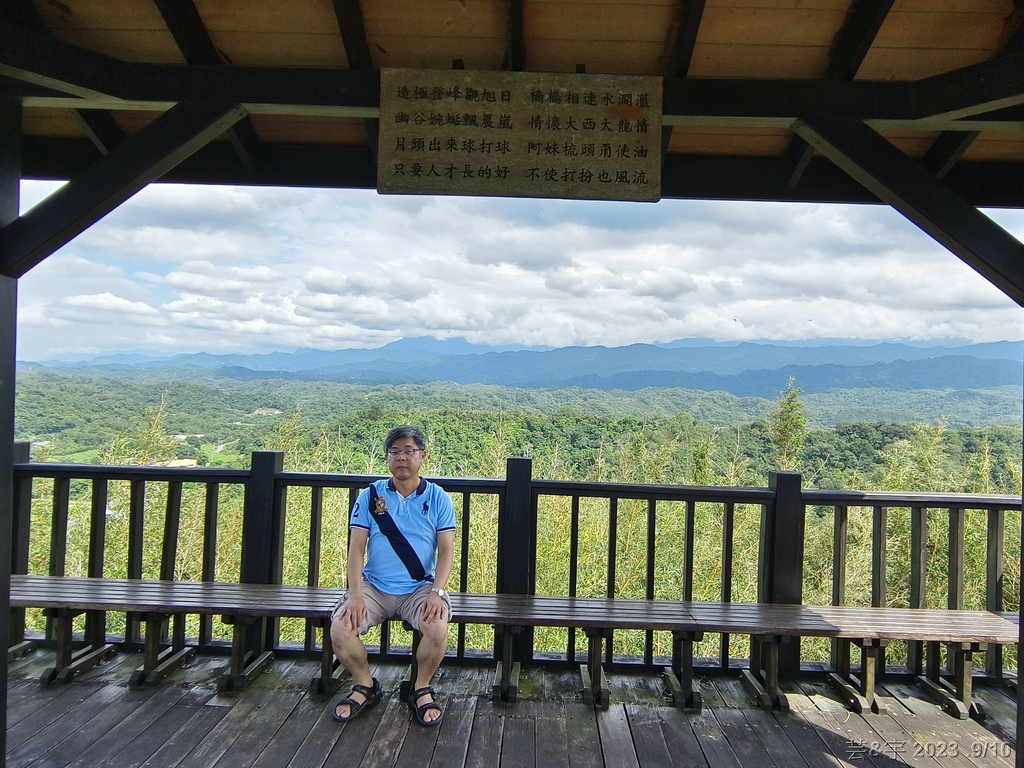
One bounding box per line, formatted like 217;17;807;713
339;594;367;631
420;592;448;625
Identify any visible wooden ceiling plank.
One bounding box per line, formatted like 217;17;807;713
792;117;1024;306
0;100;247;278
915;38;1024;120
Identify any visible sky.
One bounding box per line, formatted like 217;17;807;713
16;179;1024;362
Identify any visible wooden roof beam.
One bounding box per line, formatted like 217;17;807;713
918;25;1024;179
509;0;525;72
792;118;1024;306
153;0;260;176
0;101;247;278
786;0;894;190
1;4;127;156
330;0;378;166
915;34;1024;121
662;0;707;165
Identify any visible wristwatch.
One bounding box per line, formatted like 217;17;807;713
430;587;446;598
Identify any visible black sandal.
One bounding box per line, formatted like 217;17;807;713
409;686;443;727
332;677;382;722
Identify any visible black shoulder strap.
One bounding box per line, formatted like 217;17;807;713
368;484;428;583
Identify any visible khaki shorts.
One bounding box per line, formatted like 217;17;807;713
331;579;451;634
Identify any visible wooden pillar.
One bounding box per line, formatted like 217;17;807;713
0;94;21;766
240;451;287;653
762;471;805;679
497;457;535;664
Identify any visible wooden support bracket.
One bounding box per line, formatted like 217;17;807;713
917;640;986;720
744;635;789;711
826;638;887;714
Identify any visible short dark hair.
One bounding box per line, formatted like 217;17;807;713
384;425;426;452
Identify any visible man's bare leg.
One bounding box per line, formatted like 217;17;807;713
331;617;375;719
411;618;448;723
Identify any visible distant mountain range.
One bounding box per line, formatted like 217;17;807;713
21;338;1023;400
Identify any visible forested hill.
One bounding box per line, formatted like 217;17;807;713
26;338;1024;399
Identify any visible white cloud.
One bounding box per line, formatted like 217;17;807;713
14;180;1024;360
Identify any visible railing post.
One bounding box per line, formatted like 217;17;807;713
497;457;535;664
240;451;287;654
9;442;30;646
761;471;805;679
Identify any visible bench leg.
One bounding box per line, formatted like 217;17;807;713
309;618;343;696
400;622;421;703
827;638;886;714
581;628;611;710
918;641;984;720
130;612;196;686
493;625;522;703
41;608;118;685
219;615;274;692
665;630;703;710
742;635;788;711
8;640;37;662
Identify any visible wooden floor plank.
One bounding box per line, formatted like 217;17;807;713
426;694;479;768
211;689;304;768
464;713;504;768
173;690;276;768
882;680;1015;768
714;677;815;768
652;707;709;768
136;699;232;768
597;704;641;768
98;689;215;768
63;684;188;768
8;654;1023;768
690;707;743;768
499;715;535;768
564;697;603;768
535;704;570;765
6;683;124;767
246;693;330;768
625;704;674;767
793;679;898;768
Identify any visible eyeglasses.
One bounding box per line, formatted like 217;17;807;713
386;447;423;458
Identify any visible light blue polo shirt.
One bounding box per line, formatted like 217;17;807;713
350;477;456;595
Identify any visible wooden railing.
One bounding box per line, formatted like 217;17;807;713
9;446;1020;680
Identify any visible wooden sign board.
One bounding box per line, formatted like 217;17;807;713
378;69;662;202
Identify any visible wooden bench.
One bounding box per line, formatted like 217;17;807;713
9;574;338;693
450;593;701;709
687;602;1019;720
450;595;1018;718
12;575;1016;720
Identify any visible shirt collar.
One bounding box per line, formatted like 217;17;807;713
387;478;427;496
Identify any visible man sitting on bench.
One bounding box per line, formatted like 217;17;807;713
330;425;456;727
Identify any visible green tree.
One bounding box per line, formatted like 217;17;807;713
765;377;807;472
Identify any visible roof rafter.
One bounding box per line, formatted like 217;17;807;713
792;118;1024;306
661;0;707;164
331;0;379;165
786;0;894;190
1;21;1020;131
153;0;260;176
